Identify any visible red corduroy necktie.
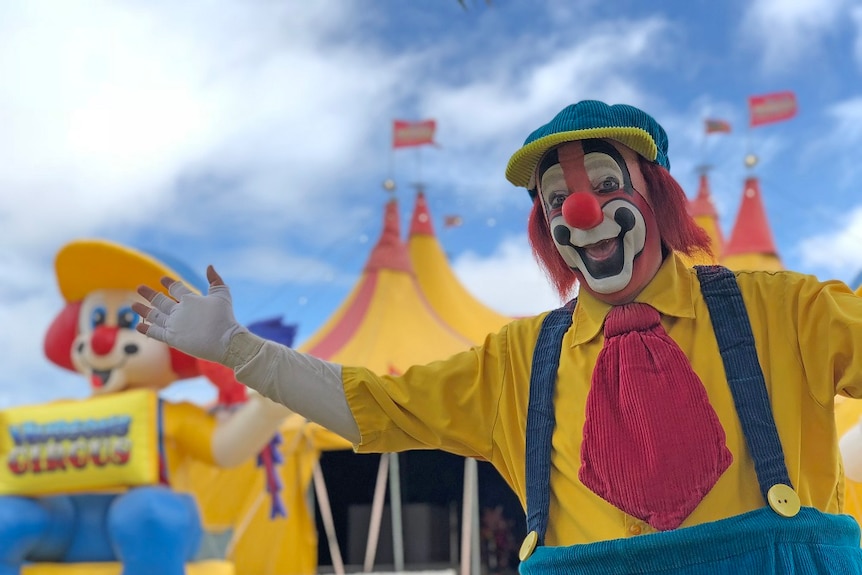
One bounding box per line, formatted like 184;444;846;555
578;302;732;531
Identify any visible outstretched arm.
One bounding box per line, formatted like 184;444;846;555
133;266;361;443
210;391;293;467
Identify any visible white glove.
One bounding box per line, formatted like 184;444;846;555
134;265;247;365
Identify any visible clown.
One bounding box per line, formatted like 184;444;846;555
0;239;289;575
131;101;862;573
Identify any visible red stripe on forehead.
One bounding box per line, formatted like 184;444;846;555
557;142;593;195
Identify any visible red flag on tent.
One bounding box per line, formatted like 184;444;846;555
748;91;797;127
444;215;463;228
392;119;437;148
705;119;731;134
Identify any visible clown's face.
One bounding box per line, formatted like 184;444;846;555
72;289;177;394
537;139;663;304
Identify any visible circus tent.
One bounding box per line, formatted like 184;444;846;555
176;195;500;575
297;198;476;371
406;191;512;344
684;171;782;272
295;195;515;574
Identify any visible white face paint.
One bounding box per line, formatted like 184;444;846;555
540;148;650;296
548;199;647;294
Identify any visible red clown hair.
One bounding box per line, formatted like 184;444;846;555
528;156;713;299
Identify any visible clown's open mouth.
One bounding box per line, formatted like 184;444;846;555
574;235;625;279
91;369;112;389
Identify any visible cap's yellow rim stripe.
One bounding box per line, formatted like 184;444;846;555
505;126;659;189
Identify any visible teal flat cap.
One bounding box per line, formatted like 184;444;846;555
505;100;670;189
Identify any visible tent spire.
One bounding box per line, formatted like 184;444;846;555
407;191;511;344
365;199;413;274
720;175;782;271
409;191;435;237
723;176;778;257
688;169;724;257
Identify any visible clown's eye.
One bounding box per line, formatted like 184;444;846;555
549;191;568;209
90;306;107;328
117;306;140;329
595;176;620;193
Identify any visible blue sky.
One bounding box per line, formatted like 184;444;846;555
2;0;861;408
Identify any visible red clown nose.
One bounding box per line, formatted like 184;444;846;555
562;192;604;229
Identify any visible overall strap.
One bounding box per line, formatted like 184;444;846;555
695;265;794;500
525;299;575;545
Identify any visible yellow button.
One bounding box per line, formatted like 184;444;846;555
519;531;538;561
629;524;642;535
767;483;800;517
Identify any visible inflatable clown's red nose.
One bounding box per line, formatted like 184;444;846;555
562;192;604;229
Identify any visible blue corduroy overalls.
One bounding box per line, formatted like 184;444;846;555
519;265;862;574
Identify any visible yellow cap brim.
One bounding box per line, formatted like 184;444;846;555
55;239;201;302
505;126;659;189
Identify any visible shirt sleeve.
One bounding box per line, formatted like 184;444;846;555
342;324;514;461
781;272;862;401
230;333;361;443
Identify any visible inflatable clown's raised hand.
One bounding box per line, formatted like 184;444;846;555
0;239;291;575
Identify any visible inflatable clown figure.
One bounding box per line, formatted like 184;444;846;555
0;239;290;575
131;100;862;574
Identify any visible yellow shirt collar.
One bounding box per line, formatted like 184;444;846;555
569;252;697;346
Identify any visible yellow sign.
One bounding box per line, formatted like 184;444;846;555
0;389;160;495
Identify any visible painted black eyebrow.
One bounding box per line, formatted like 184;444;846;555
537;148;560;182
581;139;632;189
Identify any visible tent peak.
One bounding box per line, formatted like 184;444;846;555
689;172;718;218
365;200;414;273
723;176;778;257
409;191;435;237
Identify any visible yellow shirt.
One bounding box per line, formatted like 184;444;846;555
160;401;217;481
343;253;862;545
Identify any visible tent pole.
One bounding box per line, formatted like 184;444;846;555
471;460;480;575
460;458;476;575
312;462;346;575
389;452;405;571
364;453;391;572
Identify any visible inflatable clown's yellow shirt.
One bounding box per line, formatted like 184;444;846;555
172;414;351;575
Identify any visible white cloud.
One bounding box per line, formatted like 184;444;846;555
222;245;346;286
452;235;566;316
797;205;862;278
803;96;862;186
0;0;410;405
0;0;406;253
741;0;855;72
418;17;668;210
826;97;862;143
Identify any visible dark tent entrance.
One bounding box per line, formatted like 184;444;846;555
315;450;526;575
